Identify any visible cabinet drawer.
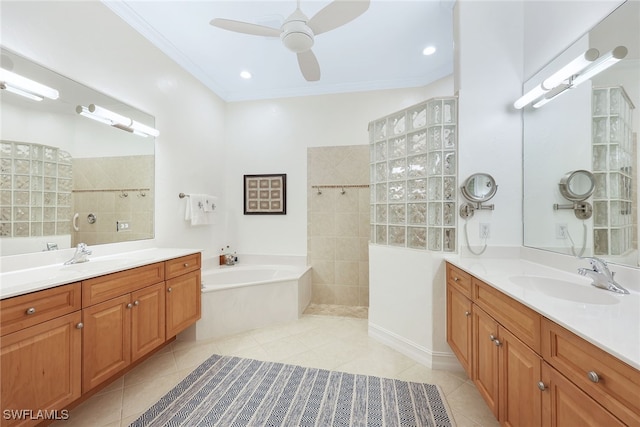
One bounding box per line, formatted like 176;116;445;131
165;253;201;279
446;262;472;298
82;263;164;307
473;278;541;353
542;318;640;426
0;283;82;336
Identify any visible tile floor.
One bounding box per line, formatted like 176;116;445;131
53;310;499;427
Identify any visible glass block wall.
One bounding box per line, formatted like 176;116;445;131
0;141;72;238
369;97;458;252
592;86;635;256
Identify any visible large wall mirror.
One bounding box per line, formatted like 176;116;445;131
1;48;155;256
523;1;639;268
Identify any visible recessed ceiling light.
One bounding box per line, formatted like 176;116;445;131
422;46;436;56
240;70;252;79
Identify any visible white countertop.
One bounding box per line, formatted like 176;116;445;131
447;257;640;370
0;248;201;300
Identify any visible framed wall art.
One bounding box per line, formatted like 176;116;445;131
243;174;287;215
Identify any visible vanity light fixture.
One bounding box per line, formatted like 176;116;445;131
541;48;599;90
0;68;59;101
571;46;627;87
515;46;628;110
75;103;160;137
514;48;599;110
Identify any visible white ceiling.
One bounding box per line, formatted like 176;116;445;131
104;0;455;102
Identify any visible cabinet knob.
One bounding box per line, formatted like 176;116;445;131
167;287;172;293
184;263;189;267
26;307;36;315
464;311;471;317
134;300;140;306
126;303;133;309
537;381;547;391
76;322;84;329
493;339;502;347
489;334;497;341
587;371;600;383
454;277;459;282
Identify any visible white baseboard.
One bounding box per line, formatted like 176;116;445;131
368;322;463;372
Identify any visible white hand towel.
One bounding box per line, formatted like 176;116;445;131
185;194;216;225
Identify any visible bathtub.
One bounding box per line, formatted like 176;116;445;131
190;263;312;341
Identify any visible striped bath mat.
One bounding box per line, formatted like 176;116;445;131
130;354;456;426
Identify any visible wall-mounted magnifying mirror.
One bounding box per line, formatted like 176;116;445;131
459;173;498;219
553;170;594;219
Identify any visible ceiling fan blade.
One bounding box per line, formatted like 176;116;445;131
297;50;320;81
210;18;281;37
308;0;370;35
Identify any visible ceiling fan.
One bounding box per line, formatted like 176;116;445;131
209;0;370;82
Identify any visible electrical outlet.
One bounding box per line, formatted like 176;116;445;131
116;221;130;232
556;223;568;239
480;223;490;239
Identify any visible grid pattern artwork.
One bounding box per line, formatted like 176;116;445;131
0;141;72;238
244;174;286;214
369;97;458;252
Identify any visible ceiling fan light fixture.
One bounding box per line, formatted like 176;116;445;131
281;20;314;53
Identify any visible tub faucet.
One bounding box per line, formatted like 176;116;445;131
577;257;629;294
224;253;238;266
64;243;92;265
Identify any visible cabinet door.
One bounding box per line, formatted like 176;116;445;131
82;294;131;392
446;284;473;377
472;305;499;418
131;283;165;362
1;312;81;427
166;270;201;338
499;326;542;427
541;363;625;427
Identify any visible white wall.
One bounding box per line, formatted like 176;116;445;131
1;1;229;261
223;78;453;256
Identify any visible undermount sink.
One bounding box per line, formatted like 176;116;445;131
509;275;620;305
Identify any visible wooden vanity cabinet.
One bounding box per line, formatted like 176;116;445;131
1;312;82;427
446;262;638;427
0;283;83;427
446;284;473;377
165;254;201;338
81;265;167;392
0;253;202;425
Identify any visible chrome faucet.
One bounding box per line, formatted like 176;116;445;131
578;257;629;294
64;243;92;265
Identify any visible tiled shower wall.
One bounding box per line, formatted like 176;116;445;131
307;146;370;306
72;155;154;245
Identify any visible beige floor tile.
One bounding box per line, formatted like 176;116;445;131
173;341;219;371
395;363;467;396
124;352;178;387
121;372;182;418
446;382;500;427
52;388;123;427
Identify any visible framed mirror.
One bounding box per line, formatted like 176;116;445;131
1;48;156;256
522;1;639;267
